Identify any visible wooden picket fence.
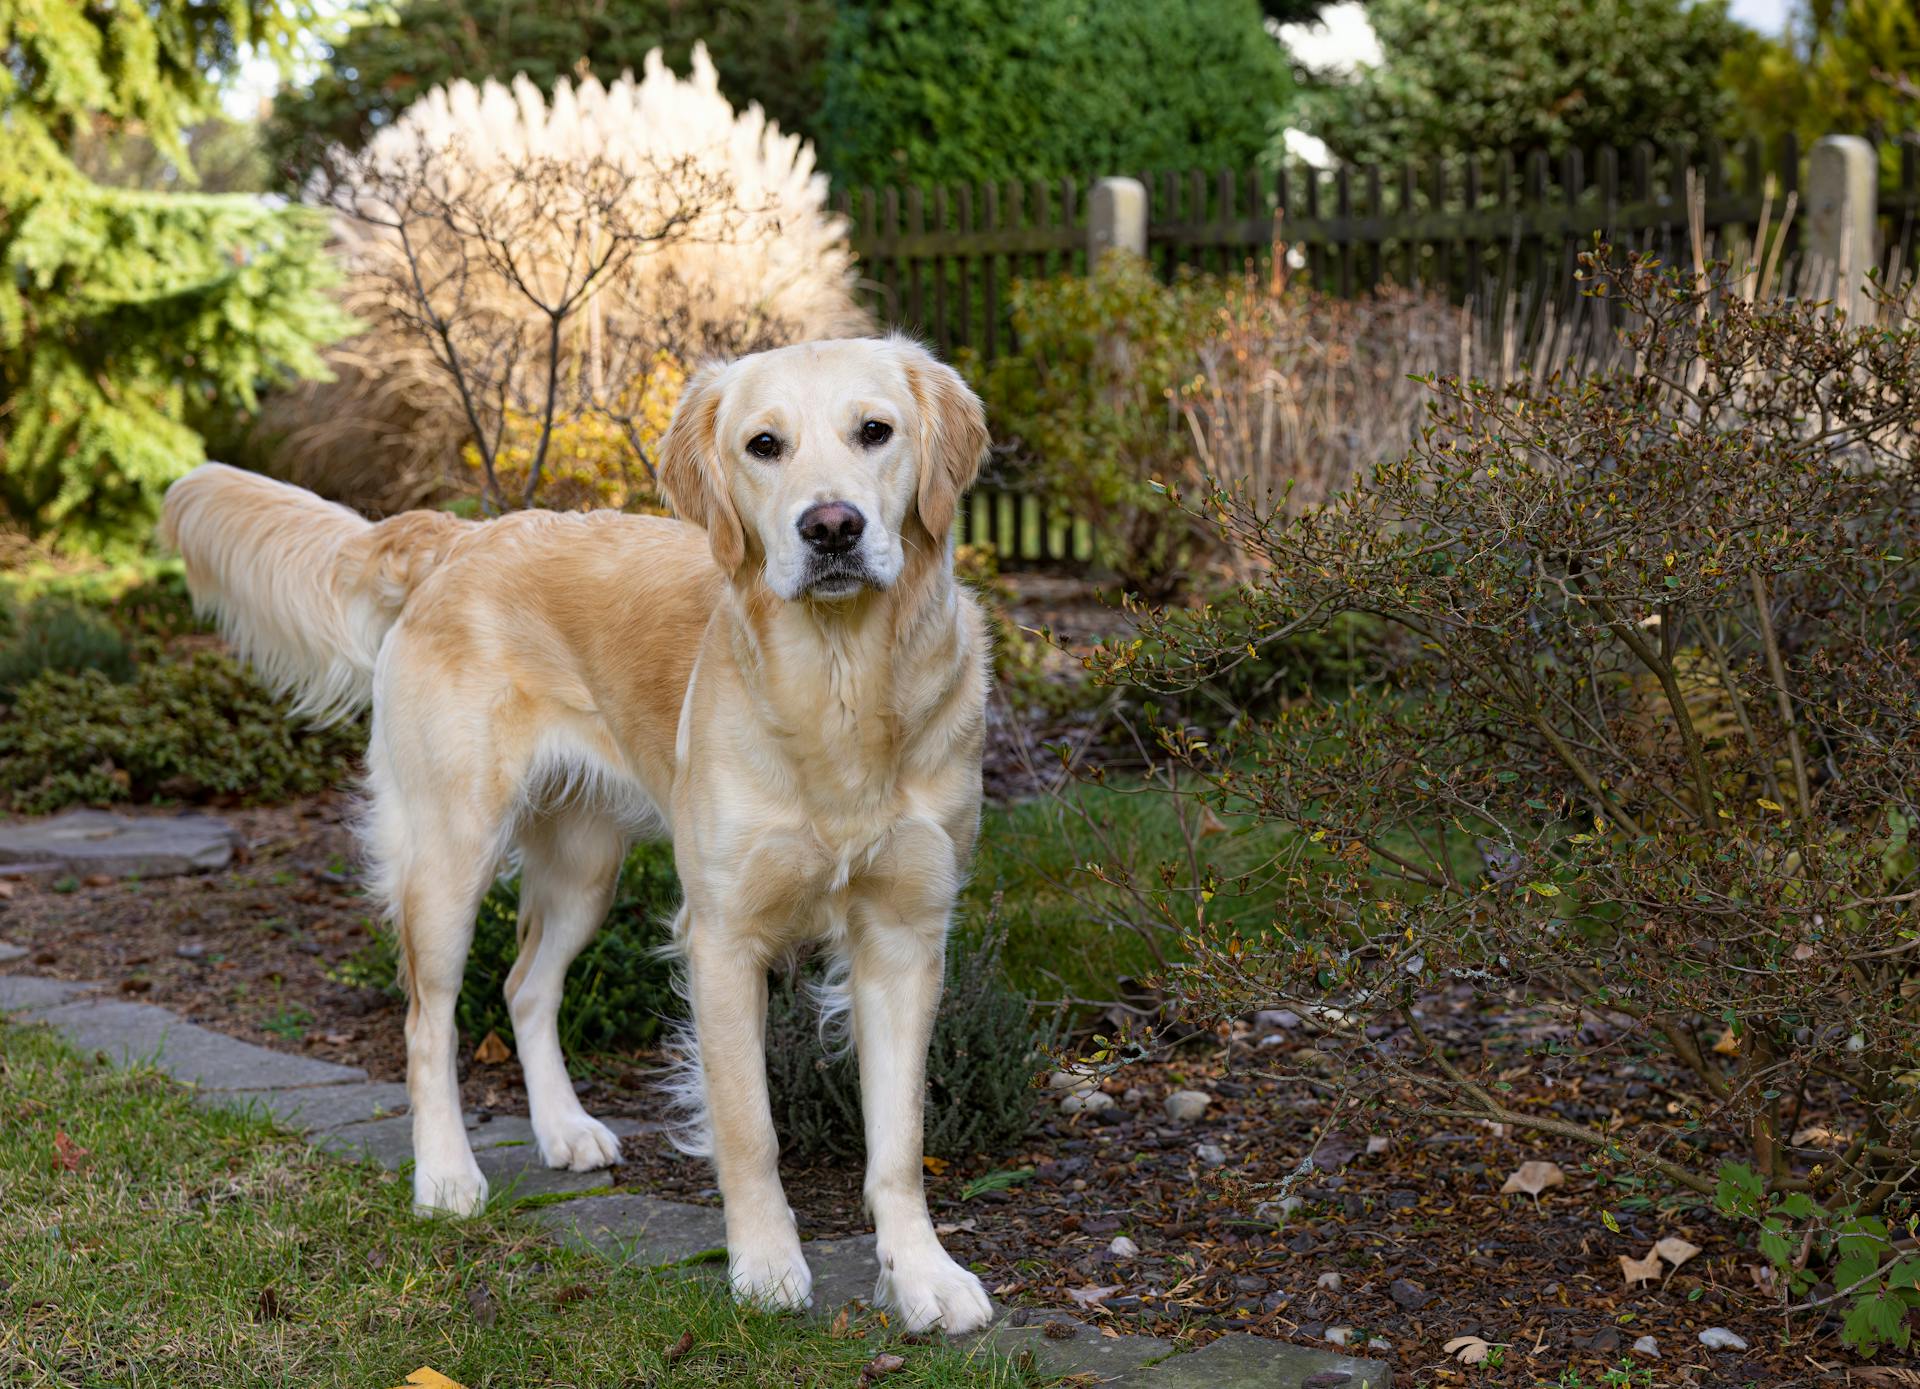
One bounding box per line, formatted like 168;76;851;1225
847;132;1920;566
843;132;1920;360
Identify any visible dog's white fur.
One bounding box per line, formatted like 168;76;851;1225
161;336;995;1333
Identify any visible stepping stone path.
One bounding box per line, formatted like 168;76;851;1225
1;971;1390;1387
0;808;239;881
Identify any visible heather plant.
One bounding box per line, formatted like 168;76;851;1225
1085;248;1920;1354
766;928;1044;1163
276;48;866;514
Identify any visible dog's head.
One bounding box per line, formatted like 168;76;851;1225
658;336;988;602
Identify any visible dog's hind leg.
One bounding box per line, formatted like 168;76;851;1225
385;812;498;1217
507;808;628;1172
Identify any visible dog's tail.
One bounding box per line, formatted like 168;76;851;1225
160;463;470;723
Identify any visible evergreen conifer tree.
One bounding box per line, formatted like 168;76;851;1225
1;2;354;549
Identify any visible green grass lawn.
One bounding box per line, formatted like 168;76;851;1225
0;1023;1034;1388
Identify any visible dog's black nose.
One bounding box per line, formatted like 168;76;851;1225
798;501;866;554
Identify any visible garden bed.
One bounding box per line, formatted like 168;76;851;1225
1;800;1865;1386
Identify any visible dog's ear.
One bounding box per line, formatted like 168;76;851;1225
659;363;745;574
900;338;989;540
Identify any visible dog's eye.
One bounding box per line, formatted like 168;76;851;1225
860;420;893;447
745;432;781;460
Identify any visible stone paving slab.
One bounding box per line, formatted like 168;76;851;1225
974;1316;1176;1385
0;809;238;879
803;1232;878;1314
1134;1332;1390;1388
203;1081;411;1133
532;1193;728;1266
0;975;99;1015
30;1000;366;1090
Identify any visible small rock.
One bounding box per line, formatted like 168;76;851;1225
0;941;26;963
1366;1135;1390;1155
1699;1327;1748;1352
1048;1068;1097;1094
1388;1278;1431;1311
1194;1143;1227;1167
1315;1271;1342;1292
1258;1034;1287;1048
175;941;207;960
1108;1236;1139;1258
1324;1326;1353;1346
1632;1335;1659;1358
1254;1196;1304;1222
1576;1327;1621;1354
1232;1275;1266;1294
1059;1090;1115;1116
1164;1089;1212;1124
1255;1008;1301;1030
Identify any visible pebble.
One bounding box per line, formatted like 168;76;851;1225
175;941;207;959
1366;1135;1391;1155
1254;1196;1304;1221
1388;1278;1430;1311
1699;1327;1749;1352
1164;1089;1212;1124
1058;1090;1115;1116
1048;1068;1097;1094
1255;1008;1301;1030
1632;1335;1660;1358
1194;1143;1227;1167
1315;1271;1342;1292
1108;1235;1139;1258
1324;1326;1353;1346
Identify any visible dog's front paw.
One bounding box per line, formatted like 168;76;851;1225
730;1242;814;1312
875;1245;993;1334
412;1160;488;1217
534;1110;623;1172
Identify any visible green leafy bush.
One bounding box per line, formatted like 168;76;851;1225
0;600;134;695
0;650;363;813
1088;248;1920;1356
966;255;1222;597
461;844;682;1054
820;0;1289;186
1288;0;1746;166
767;930;1044;1162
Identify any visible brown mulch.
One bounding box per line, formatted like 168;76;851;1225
5;814;1885;1386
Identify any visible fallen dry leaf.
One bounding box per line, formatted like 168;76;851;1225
1444;1335;1495;1364
51;1130;88;1173
389;1371;468;1389
1654;1236;1701;1272
473;1031;511;1065
922;1155;949;1176
1066;1284;1123;1307
1712;1026;1740;1056
859;1352;907;1383
1500;1159;1565;1201
1620;1248;1663;1285
664;1330;694;1363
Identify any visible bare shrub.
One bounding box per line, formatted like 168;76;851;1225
267;47;866;513
1084;246;1920;1353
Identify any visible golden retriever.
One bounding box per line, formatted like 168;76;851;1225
161;336;996;1333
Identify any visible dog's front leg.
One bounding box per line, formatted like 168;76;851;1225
851;909;995;1334
688;919;812;1311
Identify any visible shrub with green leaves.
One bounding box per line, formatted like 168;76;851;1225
965;255;1222;597
767;930;1044;1163
1088;247;1920;1356
0;600;133;695
0;650;363;813
820;0;1289;187
462;843;682;1054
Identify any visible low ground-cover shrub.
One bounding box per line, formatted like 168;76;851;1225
766;927;1044;1162
0;650;364;813
0;599;133;694
1087;248;1920;1354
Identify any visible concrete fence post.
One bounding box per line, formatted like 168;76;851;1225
1088;177;1148;270
1806;135;1878;321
